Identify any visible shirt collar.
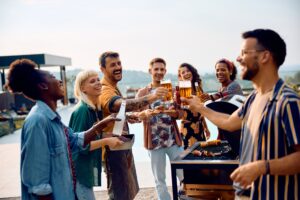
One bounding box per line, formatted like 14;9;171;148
270;78;285;102
101;76;116;88
36;100;60;121
249;79;284;103
100;76;122;96
80;100;99;111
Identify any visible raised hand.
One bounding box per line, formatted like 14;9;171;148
137;109;154;120
93;114;121;132
84;114;121;146
153;87;168;100
200;93;211;102
126;112;141;124
180;95;203;113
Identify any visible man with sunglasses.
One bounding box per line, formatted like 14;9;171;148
182;29;300;199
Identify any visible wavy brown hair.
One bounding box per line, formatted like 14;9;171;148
178;63;202;93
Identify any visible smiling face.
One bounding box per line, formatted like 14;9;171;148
149;62;166;83
178;66;193;81
40;70;64;100
215;62;231;84
101;56;122;83
81;75;102;98
236;38;262;81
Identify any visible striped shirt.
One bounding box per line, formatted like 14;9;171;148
238;79;300;200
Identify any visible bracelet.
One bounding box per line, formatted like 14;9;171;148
210;95;215;101
219;92;224;98
265;160;270;175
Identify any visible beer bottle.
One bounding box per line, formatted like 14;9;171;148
174;85;181;109
194;82;203;97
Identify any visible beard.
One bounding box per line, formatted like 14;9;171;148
241;60;259;81
112;69;122;82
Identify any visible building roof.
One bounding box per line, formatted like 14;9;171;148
0;53;71;68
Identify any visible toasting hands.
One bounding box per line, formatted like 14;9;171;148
180;96;204;113
126;112;141;124
153;87;169;100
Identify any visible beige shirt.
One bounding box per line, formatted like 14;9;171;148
245;91;272;160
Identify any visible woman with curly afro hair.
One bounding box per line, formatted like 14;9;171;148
6;59;123;200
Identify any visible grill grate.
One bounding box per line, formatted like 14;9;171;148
184;141;238;160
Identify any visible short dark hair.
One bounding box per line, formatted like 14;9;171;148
99;51;119;68
242;29;286;68
215;59;237;81
6;59;45;100
149;57;166;67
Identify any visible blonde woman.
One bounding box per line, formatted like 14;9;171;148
6;60;122;200
69;70;121;200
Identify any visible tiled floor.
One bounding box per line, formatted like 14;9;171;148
0;105;175;200
0;187;173;200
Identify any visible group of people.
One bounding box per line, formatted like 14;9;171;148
5;28;299;200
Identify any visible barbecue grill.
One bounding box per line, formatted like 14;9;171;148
171;96;244;199
171;140;239;200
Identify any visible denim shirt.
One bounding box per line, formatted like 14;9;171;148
21;101;85;200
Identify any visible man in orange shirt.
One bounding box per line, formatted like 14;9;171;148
99;51;168;200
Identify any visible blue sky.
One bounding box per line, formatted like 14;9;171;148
1;0;299;74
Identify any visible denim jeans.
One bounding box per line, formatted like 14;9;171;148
76;181;95;200
148;145;183;200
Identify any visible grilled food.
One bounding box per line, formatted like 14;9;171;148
200;140;221;148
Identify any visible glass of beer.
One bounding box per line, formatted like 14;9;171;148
160;79;173;101
179;80;192;107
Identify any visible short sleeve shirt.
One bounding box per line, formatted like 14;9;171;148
238;79;300;200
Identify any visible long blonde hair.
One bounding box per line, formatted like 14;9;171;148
74;70;100;110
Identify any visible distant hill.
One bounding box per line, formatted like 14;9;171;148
54;68;299;98
281;64;300;72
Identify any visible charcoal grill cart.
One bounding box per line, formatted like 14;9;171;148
171;96;245;199
171;141;239;199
